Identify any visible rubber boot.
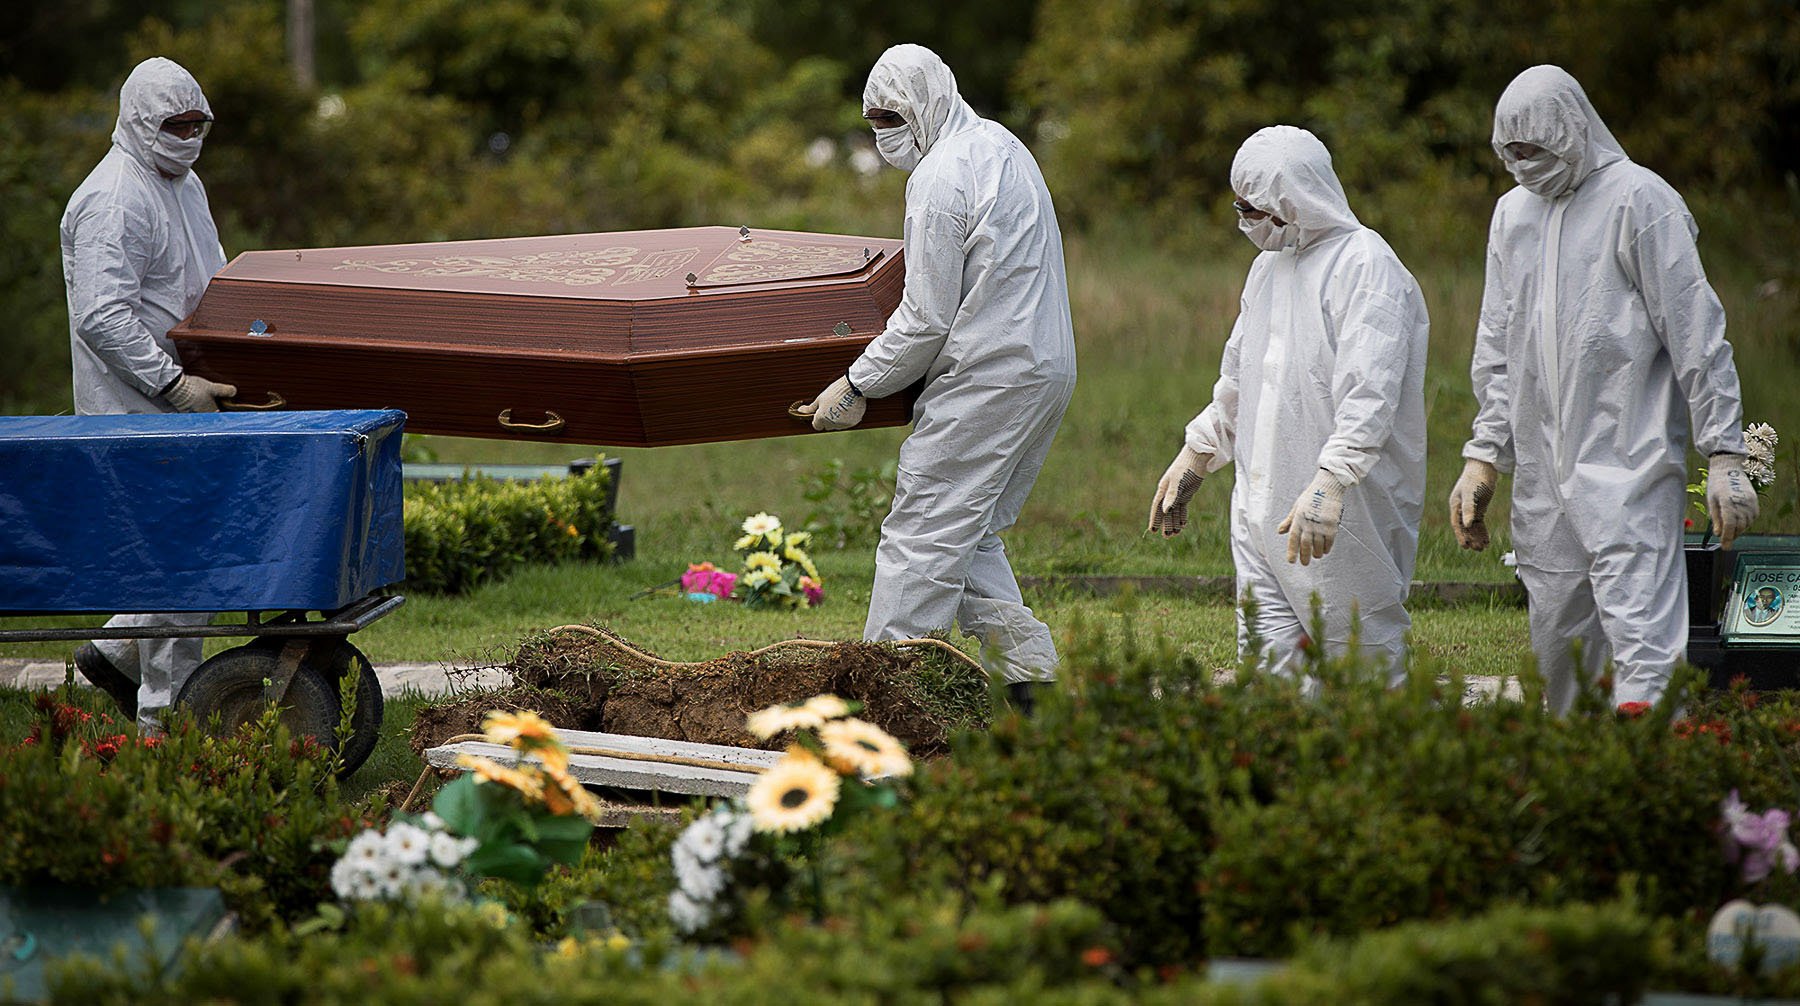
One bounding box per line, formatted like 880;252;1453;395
1006;680;1051;717
74;643;139;719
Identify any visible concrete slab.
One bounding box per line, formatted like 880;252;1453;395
426;730;781;799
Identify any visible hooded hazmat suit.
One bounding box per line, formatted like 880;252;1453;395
61;57;227;728
1181;126;1429;681
1461;65;1747;713
848;44;1077;684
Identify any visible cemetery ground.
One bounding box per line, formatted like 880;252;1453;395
1;223;1798;1001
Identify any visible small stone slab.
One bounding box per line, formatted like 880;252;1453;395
425;729;780;799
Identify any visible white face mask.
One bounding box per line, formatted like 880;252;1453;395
873;124;921;171
151;132;204;177
1239;214;1298;252
1504;151;1576;199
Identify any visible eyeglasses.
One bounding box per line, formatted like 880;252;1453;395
1232;198;1270;221
160;116;214;140
863;109;906;130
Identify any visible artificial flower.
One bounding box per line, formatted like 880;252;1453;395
784;531;812;550
455;753;546;800
541;761;606;822
819;718;914;779
746;748;842;834
482;710;572;771
744;568;780;589
747;700;830;739
745;550;783;572
742;513;783;538
734;533;759;550
799;575;825;606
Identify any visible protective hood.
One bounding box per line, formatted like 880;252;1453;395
862;44;980;162
111;57;211;176
1229;126;1360;251
1491;65;1626;196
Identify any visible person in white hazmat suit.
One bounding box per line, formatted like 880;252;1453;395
1148;126;1429;684
796;44;1077;712
1448;65;1757;715
61;57;235;730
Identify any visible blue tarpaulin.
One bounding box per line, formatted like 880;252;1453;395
0;410;405;613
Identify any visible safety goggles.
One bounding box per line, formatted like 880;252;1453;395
160;116;214;141
1501;141;1546;160
1231;198;1271;221
863;109;906;130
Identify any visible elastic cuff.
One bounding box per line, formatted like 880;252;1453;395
156;371;184;397
843;371;862;397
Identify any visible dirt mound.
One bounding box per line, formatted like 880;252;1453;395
409;627;989;758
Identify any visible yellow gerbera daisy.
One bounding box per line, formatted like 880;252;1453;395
746;701;828;739
741;512;782;538
745;748;841;833
744;568;780;589
735;533;759;550
541;762;606;823
455;753;546;800
745;550;782;572
819;718;913;778
784;531;812;550
481;710;571;771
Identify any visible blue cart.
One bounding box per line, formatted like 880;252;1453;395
0;410;407;775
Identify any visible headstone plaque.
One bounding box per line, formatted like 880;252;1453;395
1722;554;1800;647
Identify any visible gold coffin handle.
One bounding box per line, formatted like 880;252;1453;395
788;401;815;421
497;409;566;434
221;391;286;411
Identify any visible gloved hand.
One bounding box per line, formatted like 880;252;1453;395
1707;453;1760;549
795;374;866;431
1147;445;1212;537
1277;469;1346;566
162;373;238;413
1448;459;1500;552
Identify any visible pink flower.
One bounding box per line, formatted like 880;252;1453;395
681;562;719;594
799;576;824;606
710;571;739;598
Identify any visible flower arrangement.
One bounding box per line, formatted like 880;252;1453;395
1720;789;1800;885
679;561;738;602
667;694;911;936
733;512;824;608
1688;422;1780;529
329;814;478;904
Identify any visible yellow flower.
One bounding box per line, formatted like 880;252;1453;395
541;761;606;823
734;533;759;550
745;550;782;572
455;753;546;800
555;936;583;958
746;700;828;739
741;512;782;538
800;556;821;580
604;931;632;952
802;694;852;721
476;902;512;929
819;718;913;779
783;543;809;563
744;568;780;589
481;709;571;772
784;531;812;550
745;748;841;833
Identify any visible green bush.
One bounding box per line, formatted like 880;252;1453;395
401;466;615;595
0;691;368;929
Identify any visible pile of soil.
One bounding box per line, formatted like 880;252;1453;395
409;626;988;759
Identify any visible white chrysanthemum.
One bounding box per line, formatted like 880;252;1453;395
349;871;384;902
420;812;446;831
674;853;727;902
668;889;712;934
715;807;754;857
386;823;431;866
819;718;914;779
345;830;387;868
746;701;829;739
377;861;410;899
745;749;842;834
680;815;727;863
741;513;782;538
329;857;361;900
428;830;469;869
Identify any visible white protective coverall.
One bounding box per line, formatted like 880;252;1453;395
61;57;226;728
1463;65;1747;713
1184;126;1429;681
849;44;1077;684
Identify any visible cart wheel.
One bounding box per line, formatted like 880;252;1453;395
177;644;339;752
242;638;385;777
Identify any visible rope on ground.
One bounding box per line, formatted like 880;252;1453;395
542;623;988;674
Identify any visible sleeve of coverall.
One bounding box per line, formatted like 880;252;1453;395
1618;193;1747;458
1316;252;1415;486
66;202;183;396
846;201;968;399
1463;209;1517;473
1183;305;1245;472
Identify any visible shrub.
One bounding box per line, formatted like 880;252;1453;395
401;466;615;595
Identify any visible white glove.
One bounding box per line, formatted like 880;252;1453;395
162;373;238;413
795;374;866;432
1277;469;1346;566
1707;453;1759;549
1148;446;1212;537
1448;459;1500;552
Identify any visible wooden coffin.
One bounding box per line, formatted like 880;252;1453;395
168;226;912;446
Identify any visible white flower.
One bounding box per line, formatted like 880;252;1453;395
679;816;727;863
668;889;712;934
717;808;754;857
741;513;782;538
404;868;462;902
330;857;361;900
428;830;470;869
345;830;387;868
675;856;726;902
804;137;835;168
386;823;431;866
420;812;446;831
349;871;384;902
377;861;410;899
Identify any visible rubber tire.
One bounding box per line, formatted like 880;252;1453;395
176;645;341;756
244;637;385;777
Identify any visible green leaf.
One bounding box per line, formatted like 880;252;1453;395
432;775;483;835
463;843;547;884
